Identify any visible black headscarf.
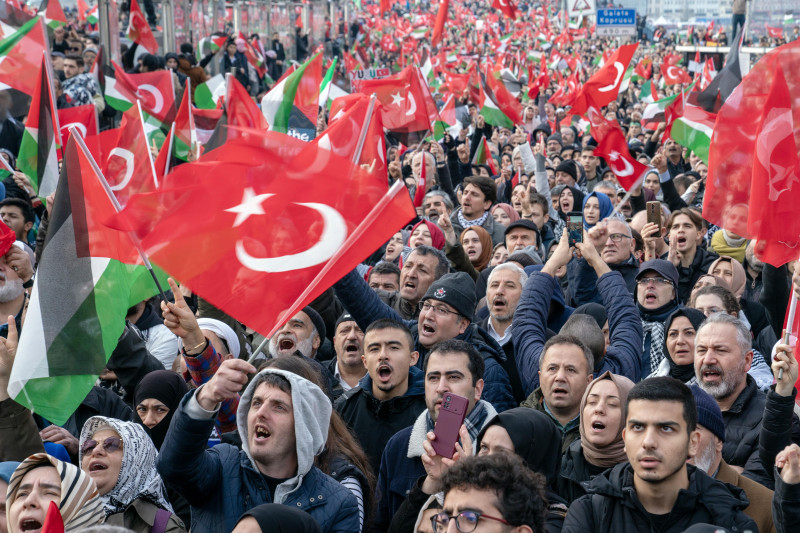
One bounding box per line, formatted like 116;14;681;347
663;308;707;382
557;185;585;222
238;503;322;533
133;370;188;450
476;407;562;489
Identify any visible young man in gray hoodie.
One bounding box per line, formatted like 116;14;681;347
156;362;359;533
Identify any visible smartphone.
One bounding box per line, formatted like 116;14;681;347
567;212;583;247
431;392;469;459
646;201;662;236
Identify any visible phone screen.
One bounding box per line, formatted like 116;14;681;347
567;212;583;247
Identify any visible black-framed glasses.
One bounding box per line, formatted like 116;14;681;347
608;233;632;242
81;436;122;456
431;510;512;533
419;301;461;318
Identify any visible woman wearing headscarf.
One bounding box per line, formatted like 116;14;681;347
407;220;445;251
557;185;585;222
582;191;614;231
79;417;185;533
6;453;105;533
557;372;636;505
440;218;492;282
646;308;707;382
476;408;569;533
490;203;520;228
233;503;321;533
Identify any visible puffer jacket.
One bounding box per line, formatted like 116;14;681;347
157;375;359;533
562;463;757;533
513;270;642;397
723;374;772;489
773;467;800;533
759;386;800;480
674;246;719;304
334;270;516;412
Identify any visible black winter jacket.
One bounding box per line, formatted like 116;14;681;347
723;375;772;488
562;463;758;533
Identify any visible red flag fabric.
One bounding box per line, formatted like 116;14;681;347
484;69;523;126
359;66;433;133
782;296;800;395
42;501;64;533
635;58;653;80
57;104;98;148
173;79;196;160
766;25;784;39
76;0;88;21
413;151;427;207
153;123;175;182
492;0;517;19
111;131;399;337
103;107;159;207
127;0;158;53
591;112;649;190
41;0;67;28
318;93;386;178
570;44;638;116
662;64;692;85
431;0;449;48
0;220;15;256
110;61;176;123
225;74;269;140
0;17;47;95
704;41;800;267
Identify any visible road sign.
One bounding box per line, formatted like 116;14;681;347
568;0;595;18
596;8;637;37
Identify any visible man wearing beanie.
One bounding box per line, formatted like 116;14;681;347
555;160;587;193
267;307;326;359
334;268;515;412
688;385;776;533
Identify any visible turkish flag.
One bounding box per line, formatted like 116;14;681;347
431;0;449;48
766;25;784;39
359;66;433;134
103;107;159;207
41;502;64;533
591;112;649;190
127;0;158;53
704;41;800;267
110;131;406;337
492;0;517;19
111;61;176;124
570;44;638;116
58;104;98;149
662;64;692;85
226;74;268;140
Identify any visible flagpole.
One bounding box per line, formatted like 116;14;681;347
609;171;646;219
0;154;14;174
164;122;176;176
351;93;377;165
779;279;799;380
137;101;161;188
69;127;169;303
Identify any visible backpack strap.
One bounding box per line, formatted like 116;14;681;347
150;509;172;533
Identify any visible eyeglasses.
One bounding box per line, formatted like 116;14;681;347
80;436;122;456
431;510;512;533
419;301;461;318
636;277;672;287
607;233;632;242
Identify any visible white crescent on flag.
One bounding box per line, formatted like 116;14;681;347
598;62;624;93
60;122;87;139
235;203;347;272
136;84;164;114
609;151;634;177
106;148;135;191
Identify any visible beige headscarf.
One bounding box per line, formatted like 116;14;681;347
578;371;636;468
6;453;105;532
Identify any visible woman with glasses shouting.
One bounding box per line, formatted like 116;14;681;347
78;417;185;533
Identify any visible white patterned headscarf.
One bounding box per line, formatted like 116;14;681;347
6;453;105;531
79;417;173;517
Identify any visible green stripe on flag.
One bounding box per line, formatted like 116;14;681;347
262;53;319;135
104;76;134;112
670;117;712;163
195;74;225;110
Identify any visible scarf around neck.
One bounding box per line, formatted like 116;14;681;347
457;208;490;229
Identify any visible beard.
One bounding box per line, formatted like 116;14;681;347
698;359;747;400
268;334;315;358
0;278;23;303
693;440;718;474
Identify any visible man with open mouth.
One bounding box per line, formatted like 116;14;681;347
266;306;326;360
667;208;719;303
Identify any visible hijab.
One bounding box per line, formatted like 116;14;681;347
237;503;322;533
582;191;614;230
578;371;636;468
476;407;562;489
708;255;746;298
460;226;493;272
175;317;241;357
557;186;585;221
490;203;520;225
410;220;445;250
6;454;105;532
662;308;707;382
79;417;173;517
133;370;189;450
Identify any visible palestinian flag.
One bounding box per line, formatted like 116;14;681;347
639;80;657;104
172;80;197;162
261;52;322;141
7;134;167;425
105;62;175;124
478;73;514;129
433;94;458;141
38;0;67;30
197;35;227;59
667;98;716;163
193;107;223;146
318;57;337;108
195;74;225;110
471;135;498;175
0;17;47;94
18;57;59;198
87;5;98;25
641;93;679;130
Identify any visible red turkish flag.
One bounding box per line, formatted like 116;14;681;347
570;43;638;116
704;41;800;267
110;131;409;337
318;93;386;179
492;0;517;19
431;0;449;48
766;25;784;39
359;66;433;133
591;112;649;191
662;64;692;85
111;61;176;124
226;74;268;140
57;104;98;149
41;502;64;533
103;107;159;207
127;0;158;53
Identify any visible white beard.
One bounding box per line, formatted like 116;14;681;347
0;278;24;303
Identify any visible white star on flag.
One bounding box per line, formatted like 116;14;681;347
390;92;405;107
609;151;620;161
225;188;275;227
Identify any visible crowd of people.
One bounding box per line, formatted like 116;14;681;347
0;1;800;533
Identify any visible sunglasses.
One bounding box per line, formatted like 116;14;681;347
81;436;122;455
